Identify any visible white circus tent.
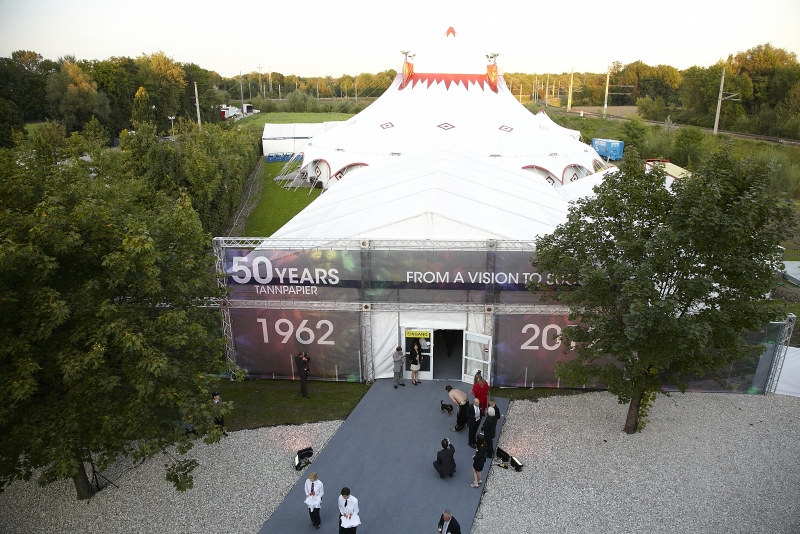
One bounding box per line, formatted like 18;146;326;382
292;50;606;189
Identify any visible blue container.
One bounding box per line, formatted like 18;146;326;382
591;138;624;160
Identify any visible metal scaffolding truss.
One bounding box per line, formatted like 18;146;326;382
361;310;373;383
209;298;567;315
766;314;796;394
212;237;537;251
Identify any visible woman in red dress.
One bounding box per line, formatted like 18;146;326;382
471;371;489;415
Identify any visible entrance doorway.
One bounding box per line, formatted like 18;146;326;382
432;329;462;380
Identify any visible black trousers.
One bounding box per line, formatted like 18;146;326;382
309;507;320;526
467;418;480;446
454;401;468;430
299;371;308;397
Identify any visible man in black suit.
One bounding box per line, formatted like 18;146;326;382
437;509;461;534
466;397;482;448
295;351;310;398
433;438;456;478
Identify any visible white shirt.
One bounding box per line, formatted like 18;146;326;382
338;494;359;517
304;478;324;500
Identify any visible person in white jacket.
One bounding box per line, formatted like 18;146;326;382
304;472;324;529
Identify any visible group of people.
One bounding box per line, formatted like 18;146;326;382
303;472;460;533
439;372;500;488
303;473;359;532
392;342;426;388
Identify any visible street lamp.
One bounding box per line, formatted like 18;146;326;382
168;116;176;140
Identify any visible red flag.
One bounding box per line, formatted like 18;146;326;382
486;64;498;93
401;60;414;89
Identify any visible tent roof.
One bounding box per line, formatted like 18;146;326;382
299;73;603;187
272;147;570;240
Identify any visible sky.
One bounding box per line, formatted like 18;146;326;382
1;0;799;78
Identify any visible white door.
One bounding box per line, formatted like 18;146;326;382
403;328;433;381
462;331;492;385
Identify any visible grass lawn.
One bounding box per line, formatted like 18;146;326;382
215;379;370;430
25;122;48;136
239;111;354;128
243;162;321;236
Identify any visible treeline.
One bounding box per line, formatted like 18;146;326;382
2;43;798;147
506;43;800;140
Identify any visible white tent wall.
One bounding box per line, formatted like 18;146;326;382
372;312;399;379
776;346;800;397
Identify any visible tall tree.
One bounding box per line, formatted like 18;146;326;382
0;122;227;499
135;51;186;132
46;60;110;133
531;149;794;433
131;86;155;125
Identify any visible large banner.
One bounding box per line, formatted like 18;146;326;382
231;309;362;380
224;249;362;301
495;314;583;387
223;247;557;304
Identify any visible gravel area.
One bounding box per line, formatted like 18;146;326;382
0;421;341;534
3;393;799;534
473;392;800;534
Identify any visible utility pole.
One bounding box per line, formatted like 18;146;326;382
194;81;201;128
567;70;574;112
603;66;610;118
545;74;549;107
239;72;244;113
713;67;740;134
269;69;272;94
258;64;262;97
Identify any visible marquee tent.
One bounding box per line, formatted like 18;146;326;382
271;146;611;240
293;69;606;188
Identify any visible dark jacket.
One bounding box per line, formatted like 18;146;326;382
434;444;456;476
437;514;461;534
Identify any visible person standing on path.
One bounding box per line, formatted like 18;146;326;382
471;371;490;415
392;347;406;389
212;391;228;437
466;397;482;448
295;351;310;398
409;342;423;385
481;406;498;459
446;385;468;431
338;487;360;533
472;436;486;488
304;471;324;529
437;509;462;534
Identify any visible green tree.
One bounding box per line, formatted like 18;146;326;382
81;56;138;136
620;116;648;151
0;123;227;500
672;126;705;168
531;149;794;434
131;86;155;125
45;60;110;133
135;51;186;132
0;98;25;148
